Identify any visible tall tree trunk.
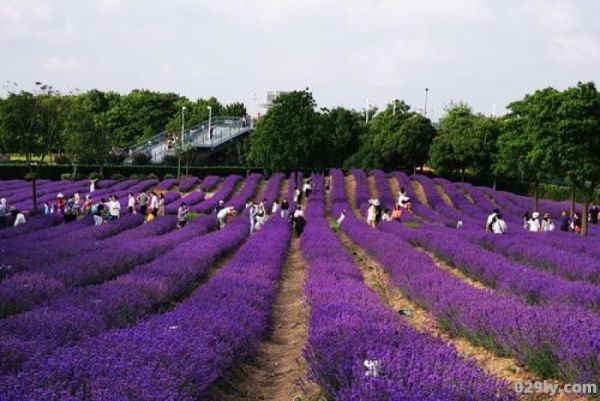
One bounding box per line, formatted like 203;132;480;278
569;186;576;217
32;178;37;216
533;182;539;212
582;196;590;236
412;159;417;175
492;177;497;191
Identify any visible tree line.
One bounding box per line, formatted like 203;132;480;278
0;83;246;170
1;82;599;234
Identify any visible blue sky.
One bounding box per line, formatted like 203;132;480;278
1;0;599;119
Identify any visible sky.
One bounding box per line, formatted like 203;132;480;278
1;0;599;119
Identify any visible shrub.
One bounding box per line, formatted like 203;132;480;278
132;152;151;165
111;173;125;181
146;173;159;180
89;172;103;180
163;173;175;179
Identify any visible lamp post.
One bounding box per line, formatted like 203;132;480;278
365;99;370;123
393;99;398;116
207;106;213;141
424;88;429;118
177;106;186;179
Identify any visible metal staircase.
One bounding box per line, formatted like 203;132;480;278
125;116;253;164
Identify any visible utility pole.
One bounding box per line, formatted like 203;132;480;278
177;106;186;179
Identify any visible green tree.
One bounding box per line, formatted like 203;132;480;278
63;91;113;174
555;82;600;236
494;88;562;211
318;107;365;168
249;89;321;170
430;103;498;179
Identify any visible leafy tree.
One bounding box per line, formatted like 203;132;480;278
63;91;113;175
494;88;562;211
317;107;365;168
225;102;247;117
555;82;600;235
249;89;321;170
430;103;498;179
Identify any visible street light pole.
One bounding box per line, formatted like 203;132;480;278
393;99;397;116
207;106;213;142
177;106;186;179
424;88;429;118
365;98;369;123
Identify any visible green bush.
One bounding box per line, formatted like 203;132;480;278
147;173;159;180
130;174;142;179
88;172;103;180
132;152;151;165
111;173;125;181
163;173;175;179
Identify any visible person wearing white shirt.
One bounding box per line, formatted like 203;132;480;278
217;206;236;228
486;209;499;232
127;193;136;214
11;208;26;227
541;213;555;232
337;210;346;226
149;192;159;215
107;195;121;220
528;212;541;232
492;214;507;234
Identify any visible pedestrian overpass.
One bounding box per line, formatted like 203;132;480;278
125;116;254;164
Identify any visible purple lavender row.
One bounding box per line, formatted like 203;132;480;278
330;171;599;383
155;178;178;190
0;215;173;317
198;175;219;191
351;169;370;216
411;174;479;227
0;216;247;375
189;175;242;213
177;176;198;192
0;214;65;240
165;191;204;214
305;174;514;400
0;214;145;278
0;214;291;400
433;177;489;220
389;172;446;223
384;223;600;311
463;229;600;284
457;182;522;225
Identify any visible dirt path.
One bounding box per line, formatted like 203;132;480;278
208;238;319;401
410;179;429;206
344;175;362;218
435;184;455;208
366;175;378;199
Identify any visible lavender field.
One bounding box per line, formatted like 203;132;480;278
0;172;598;401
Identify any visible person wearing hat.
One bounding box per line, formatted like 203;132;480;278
55;193;65;214
528;211;541;232
214;199;225;215
541;213;555;232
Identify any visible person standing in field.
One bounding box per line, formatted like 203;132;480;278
486;209;499;232
10;207;26;227
303;180;312;198
127;193;136;214
391;204;402;221
572;213;582;234
249;202;258;234
280;198;289;219
177;202;189;228
137;192;148;216
528;212;541;232
0;198;7;229
94;199;106;226
559;211;570;232
89;178;97;193
367;200;377;228
107;195;121;220
541;213;555;232
157;193;166;216
271;199;278;216
492;214;507;234
82;195;92;216
149;192;159;216
589;204;599;225
337;209;346;226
